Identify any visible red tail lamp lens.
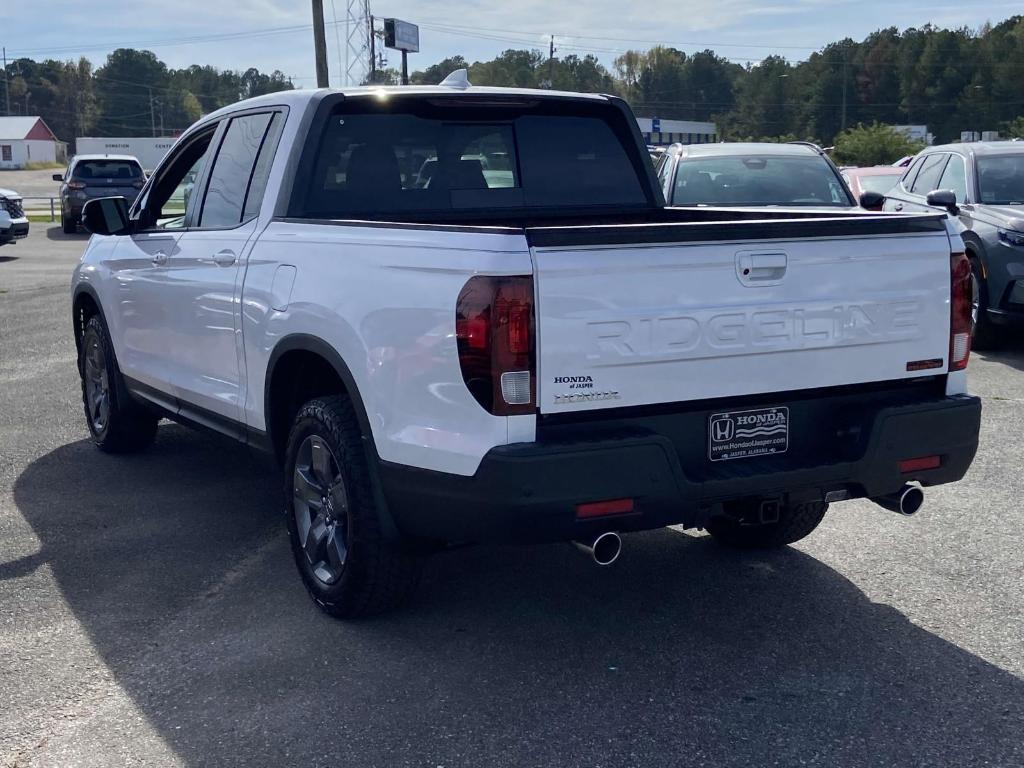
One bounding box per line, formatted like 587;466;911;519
456;275;536;416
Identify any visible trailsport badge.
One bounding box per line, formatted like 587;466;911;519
708;406;789;461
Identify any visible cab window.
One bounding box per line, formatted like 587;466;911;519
937;154;968;203
139;126;218;230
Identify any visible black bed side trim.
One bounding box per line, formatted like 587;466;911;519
525;213;948;248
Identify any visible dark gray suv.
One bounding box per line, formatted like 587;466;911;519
884;142;1024;346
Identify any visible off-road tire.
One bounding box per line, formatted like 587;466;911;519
79;315;159;453
284;395;422;618
706;501;828;549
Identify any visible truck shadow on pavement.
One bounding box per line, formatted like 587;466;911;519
975;335;1024;374
12;425;1024;767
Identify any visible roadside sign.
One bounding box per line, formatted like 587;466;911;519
652;117;661;133
384;19;419;53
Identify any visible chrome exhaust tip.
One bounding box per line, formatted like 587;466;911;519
873;484;925;516
574;531;622;566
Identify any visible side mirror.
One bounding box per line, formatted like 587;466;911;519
82;197;131;236
52;173;63;182
859;191;885;211
926;189;959;216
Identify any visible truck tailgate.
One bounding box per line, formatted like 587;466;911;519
528;215;952;414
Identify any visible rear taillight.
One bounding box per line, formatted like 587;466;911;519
67;181;86;190
949;251;972;371
456;275;536;416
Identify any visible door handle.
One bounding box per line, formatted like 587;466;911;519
151;251;168;266
894;203;904;211
212;249;237;267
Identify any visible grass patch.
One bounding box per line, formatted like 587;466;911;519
27;213;59;223
22;161;65;171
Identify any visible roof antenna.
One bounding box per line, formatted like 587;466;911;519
440;69;471;90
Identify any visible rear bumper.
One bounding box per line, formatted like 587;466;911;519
0;220;29;244
381;391;981;544
987;307;1024;327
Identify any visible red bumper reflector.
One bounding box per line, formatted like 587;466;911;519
899;455;941;473
575;498;635;519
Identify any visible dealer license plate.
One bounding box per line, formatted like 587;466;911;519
708;406;789;462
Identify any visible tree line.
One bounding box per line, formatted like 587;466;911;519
1;49;293;147
5;15;1024;150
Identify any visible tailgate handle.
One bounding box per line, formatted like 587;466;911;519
736;252;787;285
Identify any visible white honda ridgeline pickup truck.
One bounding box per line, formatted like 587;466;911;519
72;73;981;618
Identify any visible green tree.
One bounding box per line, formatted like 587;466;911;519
832;122;925;166
410;56;469;85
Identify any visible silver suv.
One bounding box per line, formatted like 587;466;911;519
884;141;1024;346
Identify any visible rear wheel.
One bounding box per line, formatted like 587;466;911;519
79;315;159;453
284;395;422;618
62;213;76;234
705;500;828;549
970;258;999;350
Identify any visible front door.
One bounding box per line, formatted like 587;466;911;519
111;126;220;396
158;111;282;426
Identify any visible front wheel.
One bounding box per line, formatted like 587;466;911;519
705;500;828;549
284;395;422;618
79;315;159;452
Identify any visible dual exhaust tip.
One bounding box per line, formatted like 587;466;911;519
573;485;922;567
873;484;925;516
574;531;622;566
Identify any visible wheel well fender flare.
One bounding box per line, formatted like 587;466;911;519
265;334;401;540
264;333;376;457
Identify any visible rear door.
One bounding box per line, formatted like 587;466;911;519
528;215;953;414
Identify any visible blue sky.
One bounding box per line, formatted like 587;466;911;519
12;0;1024;86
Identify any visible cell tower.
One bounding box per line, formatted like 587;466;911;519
343;0;372;85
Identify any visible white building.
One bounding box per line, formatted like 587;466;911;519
636;117;717;146
0;116;65;169
75;137;177;172
891;125;935;146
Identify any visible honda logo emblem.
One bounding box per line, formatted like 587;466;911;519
711;416;735;442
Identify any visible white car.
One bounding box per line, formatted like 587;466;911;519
0;186;29;246
71;73;981;618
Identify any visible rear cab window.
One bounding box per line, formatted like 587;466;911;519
289;95;652;222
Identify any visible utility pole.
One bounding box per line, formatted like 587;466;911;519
369;15;376;82
148;87;156;137
840;53;848;132
311;0;330;88
548;35;556;88
2;47;9;117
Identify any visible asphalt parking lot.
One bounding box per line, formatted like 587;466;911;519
1;225;1023;767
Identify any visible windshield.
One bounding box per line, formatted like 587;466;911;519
857;173;902;194
977;155;1024;205
73;160;143;180
672;155;852;207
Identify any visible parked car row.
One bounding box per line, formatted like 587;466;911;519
650;138;1023;348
